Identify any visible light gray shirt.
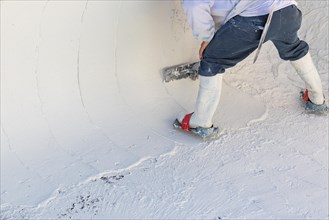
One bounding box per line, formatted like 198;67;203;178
183;0;298;42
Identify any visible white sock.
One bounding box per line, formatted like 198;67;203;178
178;74;223;128
291;52;324;105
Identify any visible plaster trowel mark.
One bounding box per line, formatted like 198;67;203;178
76;3;117;147
77;0;89;111
34;0;49;116
73;5;157;160
32;2;72;159
32;0;74;158
114;2;125;101
112;3;137;117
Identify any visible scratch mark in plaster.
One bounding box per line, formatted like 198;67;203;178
1;127;13;152
77;0;89;110
75;1;108;130
114;2;124;98
32;1;98;168
34;0;49;117
32;2;75;157
75;2;177;158
33;1;65;153
74;1;140;157
80;1;89;24
111;2;183;143
75;0;117;153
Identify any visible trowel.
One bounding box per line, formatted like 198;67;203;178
162;61;199;83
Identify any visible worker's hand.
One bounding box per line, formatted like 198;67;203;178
199;41;209;60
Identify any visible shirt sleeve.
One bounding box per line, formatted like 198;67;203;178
183;0;215;42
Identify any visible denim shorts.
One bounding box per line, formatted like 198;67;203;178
200;5;309;76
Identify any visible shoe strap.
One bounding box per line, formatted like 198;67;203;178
302;89;309;102
181;113;193;131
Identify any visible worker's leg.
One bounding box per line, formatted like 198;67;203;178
269;5;324;105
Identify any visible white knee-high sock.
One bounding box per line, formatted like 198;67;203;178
185;74;223;128
291;52;324;105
